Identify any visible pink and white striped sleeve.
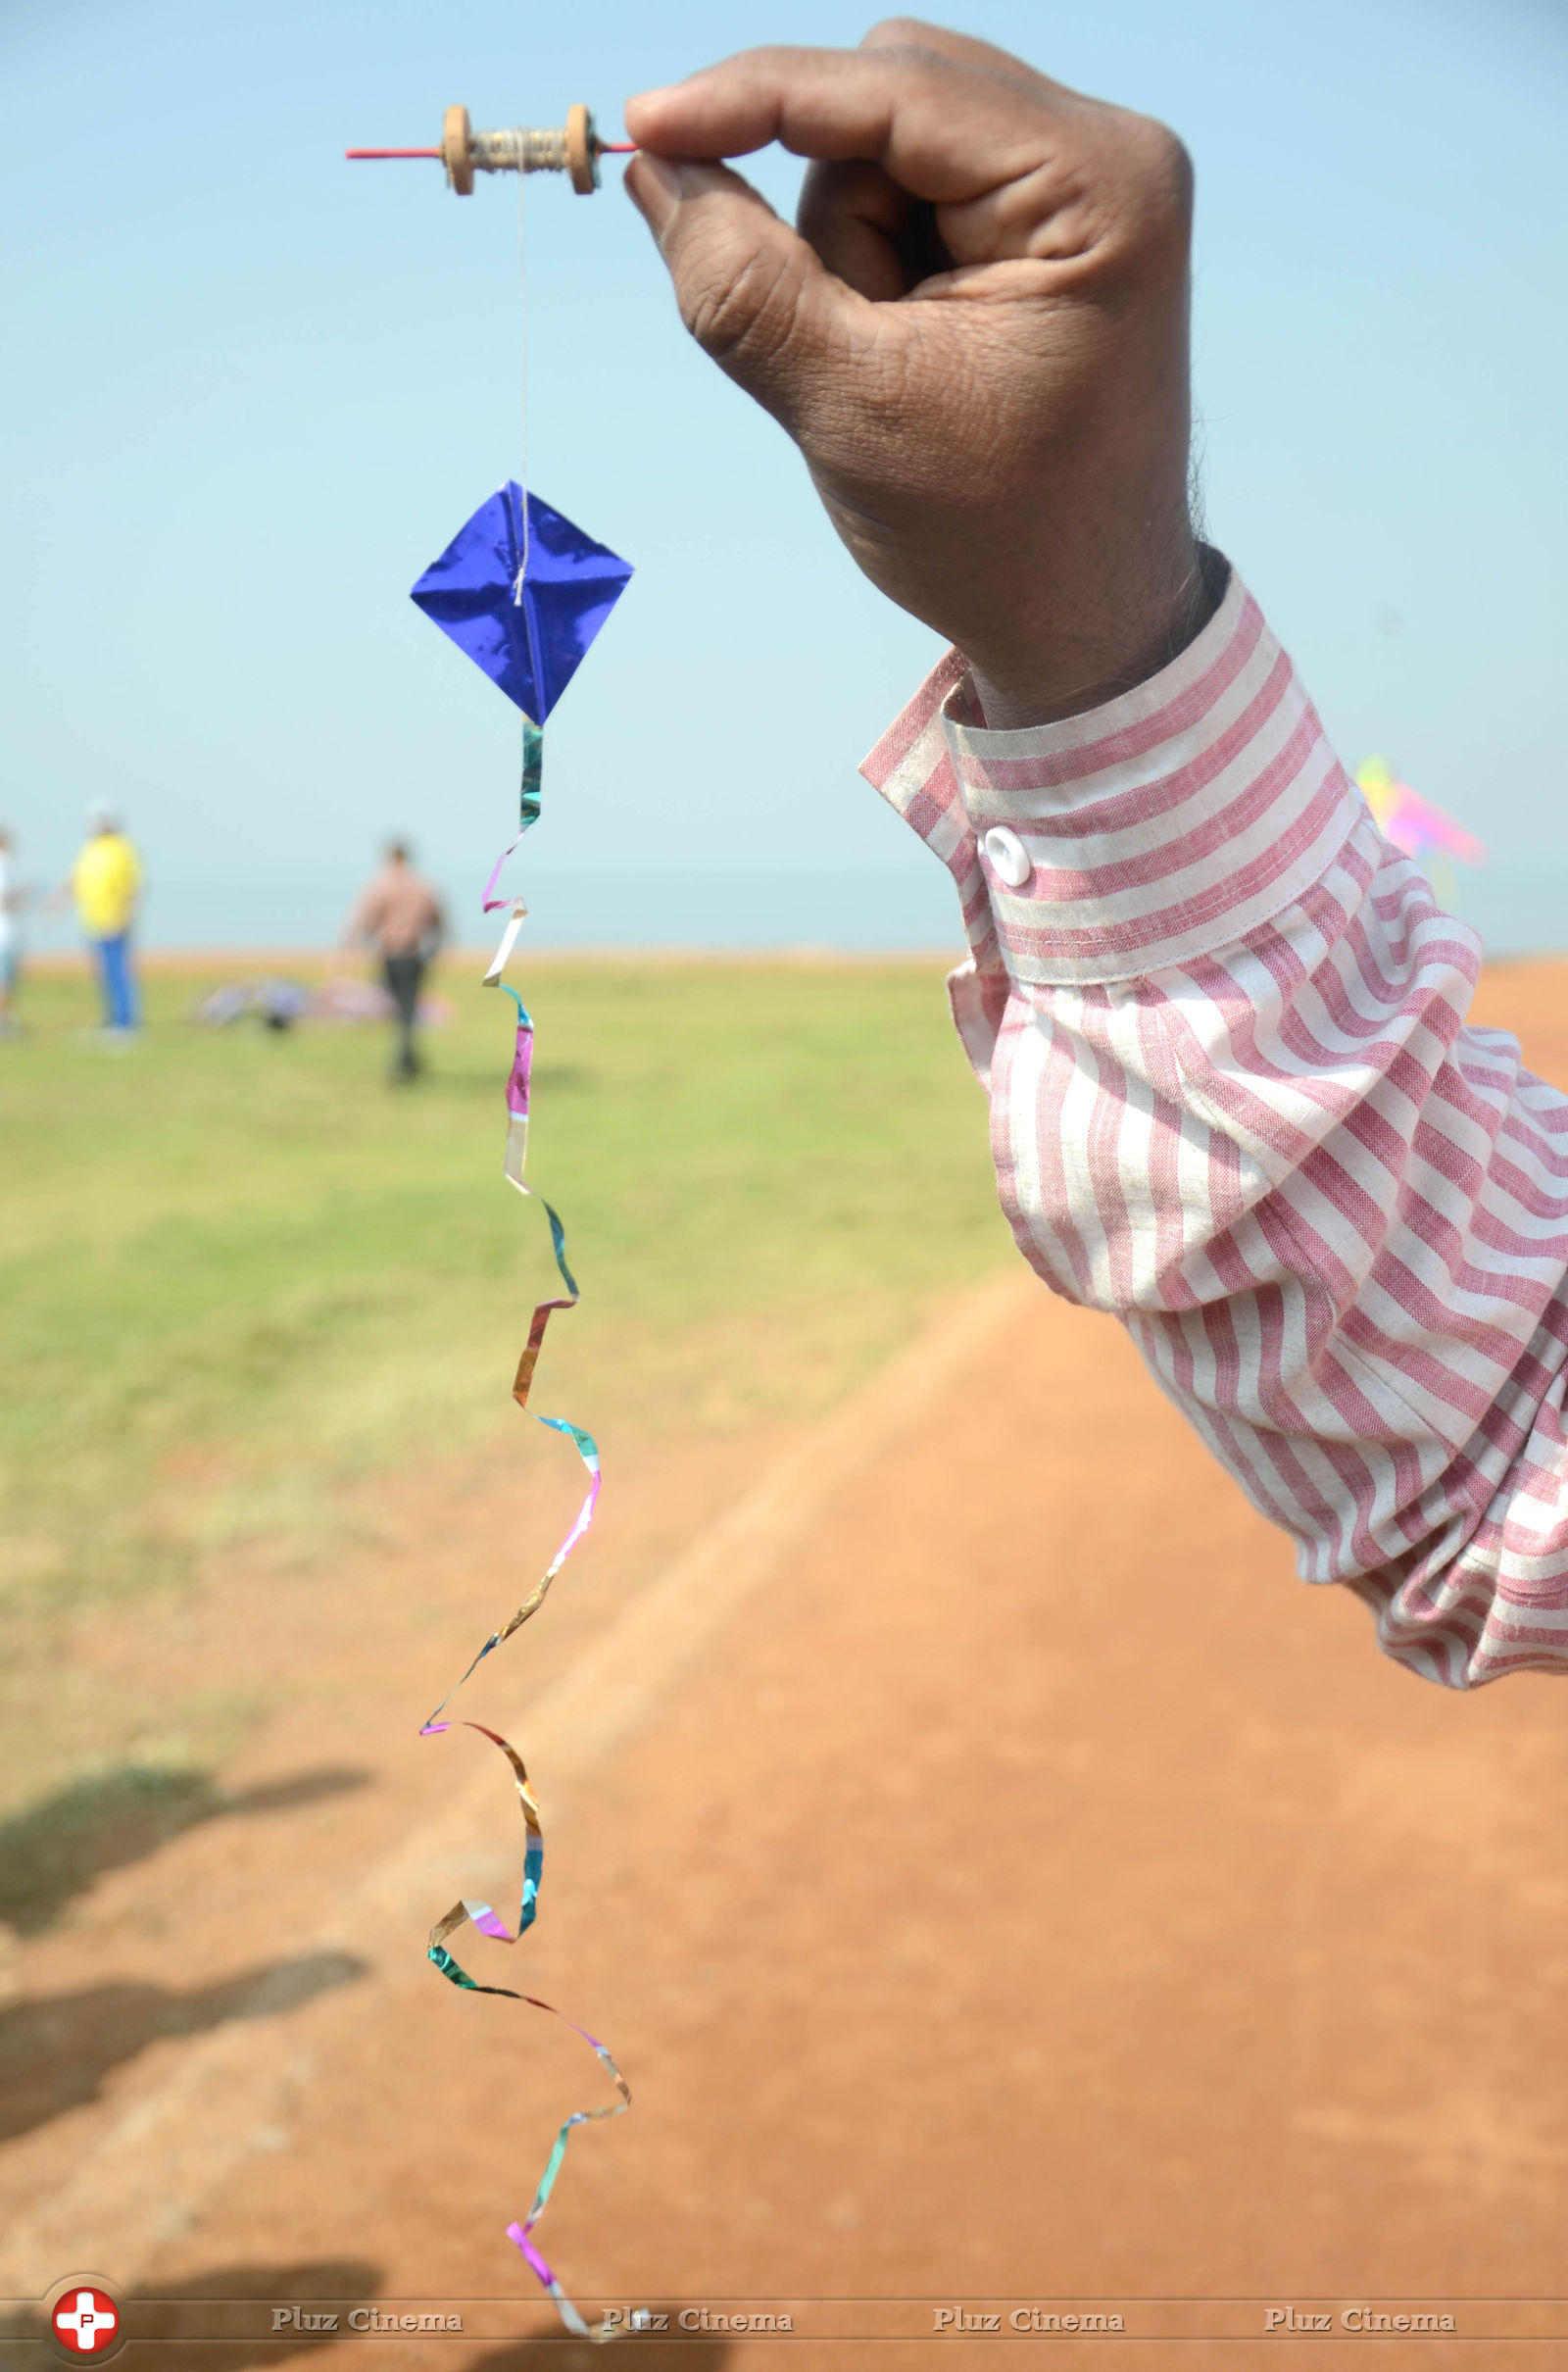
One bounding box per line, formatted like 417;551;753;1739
862;560;1568;1689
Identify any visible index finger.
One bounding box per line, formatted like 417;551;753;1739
623;38;1073;206
858;15;1062;84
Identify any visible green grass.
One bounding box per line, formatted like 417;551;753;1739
1;955;1012;1630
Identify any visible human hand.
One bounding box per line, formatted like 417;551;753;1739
625;20;1214;726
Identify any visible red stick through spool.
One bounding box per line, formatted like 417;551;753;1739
344;143;639;159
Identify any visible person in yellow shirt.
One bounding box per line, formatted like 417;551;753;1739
71;806;143;1033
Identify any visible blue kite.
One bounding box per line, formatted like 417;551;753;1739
411;484;632;724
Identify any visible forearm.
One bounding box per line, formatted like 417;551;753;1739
865;559;1568;1687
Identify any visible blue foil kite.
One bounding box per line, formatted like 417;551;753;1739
411;483;632;723
408;472;634;2343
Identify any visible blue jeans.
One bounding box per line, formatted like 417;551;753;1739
92;933;139;1030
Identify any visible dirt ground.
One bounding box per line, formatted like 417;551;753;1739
8;960;1568;2372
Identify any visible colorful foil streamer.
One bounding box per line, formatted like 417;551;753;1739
482;721;546;916
417;723;626;2347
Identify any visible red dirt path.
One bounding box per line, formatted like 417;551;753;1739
8;959;1568;2372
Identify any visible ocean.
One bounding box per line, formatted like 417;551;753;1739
18;861;1567;966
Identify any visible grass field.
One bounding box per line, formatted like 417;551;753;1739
0;953;1014;1824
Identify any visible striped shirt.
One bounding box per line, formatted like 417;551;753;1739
862;558;1568;1690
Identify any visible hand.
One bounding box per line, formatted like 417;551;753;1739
625;21;1214;726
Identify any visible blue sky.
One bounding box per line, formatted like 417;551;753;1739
4;0;1565;950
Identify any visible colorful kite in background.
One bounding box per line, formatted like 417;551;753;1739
1356;756;1486;917
1356;756;1487;867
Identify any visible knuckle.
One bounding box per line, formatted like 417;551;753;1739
858;20;952;70
861;16;933;45
1139;117;1195;215
1061;110;1192;281
1119;113;1195;238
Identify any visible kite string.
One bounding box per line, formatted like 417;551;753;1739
515;141;531;592
512;140;544;840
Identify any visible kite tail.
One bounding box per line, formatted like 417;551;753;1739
421;766;627;2344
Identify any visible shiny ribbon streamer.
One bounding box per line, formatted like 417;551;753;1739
418;992;601;1730
421;913;627;2345
424;1724;630;2347
483;899;529;988
482;720;546;914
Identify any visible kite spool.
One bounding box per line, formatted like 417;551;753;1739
347;105;627;195
443;103;600;195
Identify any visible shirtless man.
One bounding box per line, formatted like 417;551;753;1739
342;840;446;1081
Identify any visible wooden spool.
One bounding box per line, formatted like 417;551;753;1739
440;102;599;197
442;104;474;196
564;103;599;195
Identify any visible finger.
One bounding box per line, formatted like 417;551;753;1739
858;15;1059;94
795;158;913;302
624;42;1063;206
625;153;866;429
859;25;1186;273
797;158;958;298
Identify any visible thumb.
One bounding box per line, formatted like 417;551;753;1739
626;154;855;431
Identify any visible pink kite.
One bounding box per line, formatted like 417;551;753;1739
1356;756;1486;868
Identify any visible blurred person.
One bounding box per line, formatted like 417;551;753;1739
0;825;22;1036
70;805;142;1035
341;840;445;1082
622;24;1568;1689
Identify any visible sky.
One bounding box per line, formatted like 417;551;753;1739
3;0;1565;953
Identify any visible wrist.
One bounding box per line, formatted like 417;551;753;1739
966;540;1224;731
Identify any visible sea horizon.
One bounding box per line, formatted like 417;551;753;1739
14;860;1568;966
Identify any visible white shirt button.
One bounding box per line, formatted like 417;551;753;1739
982;825;1032;889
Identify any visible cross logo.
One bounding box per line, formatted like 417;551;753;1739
51;2288;120;2355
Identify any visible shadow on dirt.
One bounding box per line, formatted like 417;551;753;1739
0;1951;368;2143
0;1762;370;1934
465;2316;733;2368
0;2282;735;2371
0;2259;381;2371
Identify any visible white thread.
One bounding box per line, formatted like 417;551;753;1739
514;141;531;600
469;125;569;173
488;138;534;990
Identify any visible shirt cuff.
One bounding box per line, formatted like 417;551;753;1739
859;557;1364;989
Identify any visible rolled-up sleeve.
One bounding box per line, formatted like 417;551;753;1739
862;559;1568;1689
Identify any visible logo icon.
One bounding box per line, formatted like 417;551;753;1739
45;2277;123;2360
